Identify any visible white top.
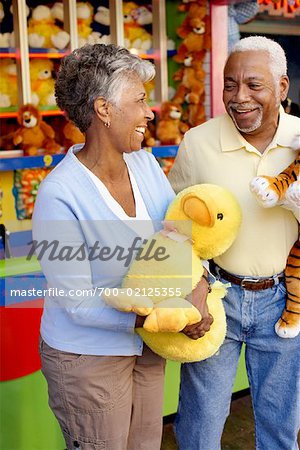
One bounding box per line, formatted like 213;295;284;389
78;156;155;239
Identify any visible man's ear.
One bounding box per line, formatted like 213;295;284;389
94;97;110;124
279;75;289;102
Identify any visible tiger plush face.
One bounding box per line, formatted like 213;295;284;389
250;147;300;338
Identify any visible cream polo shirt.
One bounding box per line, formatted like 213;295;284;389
168;107;299;277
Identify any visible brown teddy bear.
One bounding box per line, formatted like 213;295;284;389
176;2;207;38
63;120;85;149
13;104;61;156
178;0;208;13
187;97;206;127
156;101;189;145
173;15;210;63
172;51;206;105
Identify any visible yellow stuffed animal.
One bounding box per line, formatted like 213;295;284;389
103;184;242;362
28;5;69;50
76;2;93;47
0;58;18;108
123;2;152;52
30;59;56;107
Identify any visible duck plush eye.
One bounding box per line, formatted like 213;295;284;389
217;213;223;220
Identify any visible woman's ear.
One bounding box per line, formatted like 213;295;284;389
94;97;110;125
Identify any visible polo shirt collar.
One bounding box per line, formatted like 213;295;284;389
220;106;295;153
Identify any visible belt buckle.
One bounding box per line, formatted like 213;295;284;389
241;278;261;288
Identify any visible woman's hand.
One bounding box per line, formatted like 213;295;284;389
183;271;213;340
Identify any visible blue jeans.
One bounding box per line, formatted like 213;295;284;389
174;277;300;450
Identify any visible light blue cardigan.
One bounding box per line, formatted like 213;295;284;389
33;145;175;355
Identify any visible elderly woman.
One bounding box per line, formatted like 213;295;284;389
32;44;176;450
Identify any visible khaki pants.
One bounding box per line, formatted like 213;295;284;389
39;339;165;450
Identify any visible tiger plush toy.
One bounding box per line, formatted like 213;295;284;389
250;150;300;338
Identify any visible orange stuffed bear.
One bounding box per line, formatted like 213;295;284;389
176;2;207;38
172;51;206;105
178;0;208;13
156;102;189;145
13;104;61;156
174;15;210;63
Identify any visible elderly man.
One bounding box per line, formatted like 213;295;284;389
169;36;300;450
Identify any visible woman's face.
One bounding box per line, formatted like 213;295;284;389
109;74;155;153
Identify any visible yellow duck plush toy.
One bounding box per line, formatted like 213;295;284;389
104;184;242;362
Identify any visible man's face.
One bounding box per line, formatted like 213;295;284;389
223;51;289;135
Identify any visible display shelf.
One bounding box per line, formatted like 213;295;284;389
0;146;179;171
0;154;65;171
0;49;16;57
0;108;65;119
29;50;69;59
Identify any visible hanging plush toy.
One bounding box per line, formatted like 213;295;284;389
103;184;242;362
172;51;206;106
250;149;300;338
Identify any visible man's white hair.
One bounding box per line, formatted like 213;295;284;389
231;36;287;82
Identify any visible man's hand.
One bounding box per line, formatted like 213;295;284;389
135;315;146;328
183;271;213;339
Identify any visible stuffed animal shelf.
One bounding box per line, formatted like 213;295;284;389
13;104;61;156
103;184;242;362
250;150;300;338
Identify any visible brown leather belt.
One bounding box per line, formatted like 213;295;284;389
210;261;284;291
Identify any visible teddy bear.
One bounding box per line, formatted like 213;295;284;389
173;15;210;63
176;2;207;39
172;51;206;106
0;58;18;108
187;98;206;127
156;101;189;145
63;120;85;149
0;0;14;47
131;5;153;26
29;59;56;107
178;0;208;13
76;3;112;46
13;104;61;156
250;149;300;339
28;5;70;50
76;2;93;47
123;2;152;52
103;183;242;362
92;6;111;44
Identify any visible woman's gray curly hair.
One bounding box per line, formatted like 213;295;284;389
55;44;155;133
231;36;287;84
